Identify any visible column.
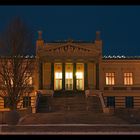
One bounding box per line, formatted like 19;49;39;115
62;63;65;90
50;62;54;90
73;63;76;90
84;63;88;90
39;62;43;89
96;63;99;90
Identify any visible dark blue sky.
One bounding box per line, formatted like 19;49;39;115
0;6;140;56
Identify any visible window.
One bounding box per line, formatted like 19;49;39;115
76;72;83;79
65;63;73;90
76;63;84;90
4;97;10;108
76;72;83;90
28;76;33;85
55;72;62;90
107;96;115;107
125;96;133;108
65;72;73;90
55;72;62;79
105;73;115;85
4;79;13;87
24;73;33;85
54;63;62;90
23;96;31;108
124;73;133;85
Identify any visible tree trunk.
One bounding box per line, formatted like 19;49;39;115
5;110;20;125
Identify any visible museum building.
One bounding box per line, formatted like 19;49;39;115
1;31;140;113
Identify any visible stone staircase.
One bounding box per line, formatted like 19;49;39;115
86;96;103;113
36;95;51;113
51;95;87;112
36;92;103;113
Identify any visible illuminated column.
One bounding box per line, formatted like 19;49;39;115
96;63;99;90
50;63;54;90
62;63;65;90
84;63;88;90
39;62;43;89
73;63;76;90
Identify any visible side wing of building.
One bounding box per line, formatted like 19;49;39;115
101;58;140;109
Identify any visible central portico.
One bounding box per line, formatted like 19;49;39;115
54;62;85;91
35;31;102;93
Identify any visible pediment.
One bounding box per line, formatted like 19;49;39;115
38;43;101;59
47;44;91;53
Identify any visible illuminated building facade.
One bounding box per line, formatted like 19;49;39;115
1;31;140;113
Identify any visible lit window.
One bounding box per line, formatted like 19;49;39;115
5;79;14;87
54;63;62;90
28;76;33;85
66;72;72;79
65;72;73;90
105;73;115;85
24;73;33;85
76;72;83;79
76;63;84;90
55;72;62;90
76;72;84;90
55;72;62;79
124;73;133;85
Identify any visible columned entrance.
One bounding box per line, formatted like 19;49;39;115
53;62;85;92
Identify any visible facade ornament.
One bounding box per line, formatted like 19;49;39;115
38;30;43;40
96;31;100;41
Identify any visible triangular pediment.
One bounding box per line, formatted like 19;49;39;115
38;42;101;60
47;43;91;53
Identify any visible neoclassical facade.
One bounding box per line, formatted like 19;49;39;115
1;31;140;112
35;31;140;110
36;31;102;92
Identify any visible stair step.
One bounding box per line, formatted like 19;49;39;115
37;94;103;113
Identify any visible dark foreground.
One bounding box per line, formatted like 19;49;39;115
1;124;140;135
1;110;140;135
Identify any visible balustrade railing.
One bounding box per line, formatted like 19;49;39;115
32;91;40;113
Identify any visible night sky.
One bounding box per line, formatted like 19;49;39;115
0;6;140;56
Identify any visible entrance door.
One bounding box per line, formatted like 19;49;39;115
76;63;84;90
65;72;73;90
65;63;73;90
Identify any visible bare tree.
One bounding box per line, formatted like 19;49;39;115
0;17;35;110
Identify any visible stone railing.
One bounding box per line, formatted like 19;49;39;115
32;90;54;113
32;91;39;113
97;91;109;113
85;89;109;113
85;89;96;98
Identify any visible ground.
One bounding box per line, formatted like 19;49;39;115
1;111;140;134
18;111;128;124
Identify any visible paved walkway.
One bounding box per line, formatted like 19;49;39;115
18;111;128;124
1;111;139;134
1;131;140;135
1;124;140;135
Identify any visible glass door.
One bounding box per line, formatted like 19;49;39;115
65;72;73;90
